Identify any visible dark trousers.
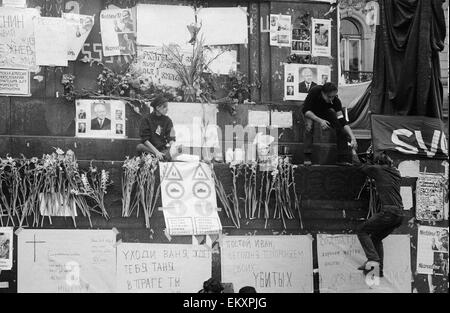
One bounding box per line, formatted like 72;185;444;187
136;143;172;161
304;108;351;162
356;211;403;265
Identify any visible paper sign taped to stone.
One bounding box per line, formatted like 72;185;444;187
18;229;116;293
116;243;211;293
0;227;13;271
221;235;314;293
0;69;30;96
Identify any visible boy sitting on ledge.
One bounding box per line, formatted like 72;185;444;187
137;95;180;161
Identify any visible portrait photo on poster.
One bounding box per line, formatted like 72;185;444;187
75;99;127;138
311;18;331;57
284;63;331;101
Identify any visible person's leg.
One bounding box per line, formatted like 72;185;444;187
303;117;314;165
356;213;384;263
322;109;352;163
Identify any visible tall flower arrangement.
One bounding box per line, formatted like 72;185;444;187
136;154;160;228
121;156;141;217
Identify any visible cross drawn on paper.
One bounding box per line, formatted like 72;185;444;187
25;234;47;262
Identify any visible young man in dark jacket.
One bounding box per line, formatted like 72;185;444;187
136;95;176;161
354;151;404;276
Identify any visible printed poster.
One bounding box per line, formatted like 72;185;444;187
317;234;412;293
159;162;222;236
197;7;248;46
18;229;116;293
62;13;95;61
0;68;30;96
130;46;192;88
221;235;313;293
311;18;331;57
75;99;127;138
270;14;291;47
116;243;211;293
284;63;331;101
33;16;68;66
416;173;445;221
417;226;449;276
0;227;13;271
100;8;136;57
291;24;311;55
0;7;39;69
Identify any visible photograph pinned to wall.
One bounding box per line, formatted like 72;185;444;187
291;25;311;55
269;14;291;47
417;226;449;276
75;99;127;138
33;16;68;67
284;63;331;101
100;8;136;57
62;13;95;61
311;18;331;57
0;7;40;70
0;227;13;271
416;173;445;221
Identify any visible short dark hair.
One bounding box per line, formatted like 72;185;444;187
373;151;394;167
239;286;257;293
201;278;224;293
150;95;168;109
322;82;338;94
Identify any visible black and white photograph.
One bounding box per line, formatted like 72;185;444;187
0;0;448;299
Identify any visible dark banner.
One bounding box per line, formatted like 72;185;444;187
371;115;448;159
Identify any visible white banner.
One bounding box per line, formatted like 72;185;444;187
34;16;68;66
159;162;222;236
0;227;13;271
116;243;211;293
18;229;116;293
0;7;39;69
221;235;314;293
62;13;95;61
417;226;448;275
317;234;411;293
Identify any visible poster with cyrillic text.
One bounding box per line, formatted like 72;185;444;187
18;229;116;293
116;243;212;293
0;7;39;69
221;235;313;293
34;16;68;66
317;234;411;293
159;162;222;236
0;69;30;96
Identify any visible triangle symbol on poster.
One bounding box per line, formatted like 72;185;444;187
164;163;183;181
193;163;209;181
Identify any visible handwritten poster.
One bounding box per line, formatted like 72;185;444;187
197;7;248;46
317;234;411;293
159;162;222;236
34;17;68;66
0;68;30;96
271;111;293;128
269;14;291;47
0;227;13;271
18;229;116;293
248;110;270;127
136;4;194;48
62;13;95;61
311;18;331;57
221;235;313;293
75;99;127;138
100;8;136;57
131;46;192;88
285;63;331;101
416;173;445;221
204;48;237;75
417;226;449;276
116;243;211;293
0;7;39;69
